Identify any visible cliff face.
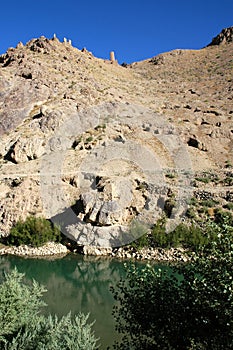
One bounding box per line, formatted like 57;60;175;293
0;29;232;243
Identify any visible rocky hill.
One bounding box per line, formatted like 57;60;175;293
0;27;232;246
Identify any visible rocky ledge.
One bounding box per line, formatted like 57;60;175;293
81;245;190;262
0;242;69;257
0;240;189;262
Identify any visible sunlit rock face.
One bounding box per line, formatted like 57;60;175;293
0;29;232;243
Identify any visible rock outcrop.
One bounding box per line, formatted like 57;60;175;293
207;26;233;46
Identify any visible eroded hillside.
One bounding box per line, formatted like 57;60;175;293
0;27;232;242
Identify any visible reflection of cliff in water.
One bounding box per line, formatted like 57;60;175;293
0;256;12;279
0;254;128;349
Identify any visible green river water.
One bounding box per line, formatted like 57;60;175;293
0;253;149;349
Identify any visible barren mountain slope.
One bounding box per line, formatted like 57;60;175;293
0;28;232;240
130;41;233;166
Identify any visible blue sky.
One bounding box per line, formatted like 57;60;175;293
1;0;232;63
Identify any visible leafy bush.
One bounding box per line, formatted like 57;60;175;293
199;199;219;207
195;176;211;184
194;171;219;184
112;222;233;349
128;220;149;250
164;197;176;217
165;172;177;179
0;268;46;343
149;217;167;247
130;233;149;250
150;222;210;250
5;216;61;247
171;224;209;250
214;209;233;226
0;269;99;350
224;202;233;210
130;219;215;251
187;197;198;206
224;176;233;186
4;313;98;350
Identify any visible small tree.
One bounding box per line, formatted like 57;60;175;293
0;268;46;343
4;313;98;350
112;219;233;349
0;269;99;349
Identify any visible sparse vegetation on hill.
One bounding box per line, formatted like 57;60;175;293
130;194;233;253
0;27;232;249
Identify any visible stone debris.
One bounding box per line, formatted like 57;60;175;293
0;242;68;257
80;245;190;262
0;240;189;262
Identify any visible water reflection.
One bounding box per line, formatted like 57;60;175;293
0;254;129;349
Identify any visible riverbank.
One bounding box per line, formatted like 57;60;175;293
0;242;69;257
0;241;190;262
81;245;190;262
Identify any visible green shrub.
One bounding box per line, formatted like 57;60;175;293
224;176;233;186
151;222;211;250
130;233;149;250
194;177;210;184
5;216;61;247
214;210;233;226
0;268;46;342
224;202;233;210
187;197;198;206
186;207;196;219
130;211;232;252
112;223;233;349
0;269;98;349
165;172;177;179
129;220;149;249
150;218;168;248
172;224;209;250
199;199;219;207
164;197;176;217
85;136;93;143
194;171;220;184
4;313;98;350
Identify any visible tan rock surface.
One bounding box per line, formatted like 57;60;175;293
0;29;232;242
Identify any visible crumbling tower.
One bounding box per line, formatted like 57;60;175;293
110;51;115;62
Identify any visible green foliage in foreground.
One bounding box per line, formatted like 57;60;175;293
4;216;61;247
112;220;233;349
0;269;98;350
0;269;46;342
